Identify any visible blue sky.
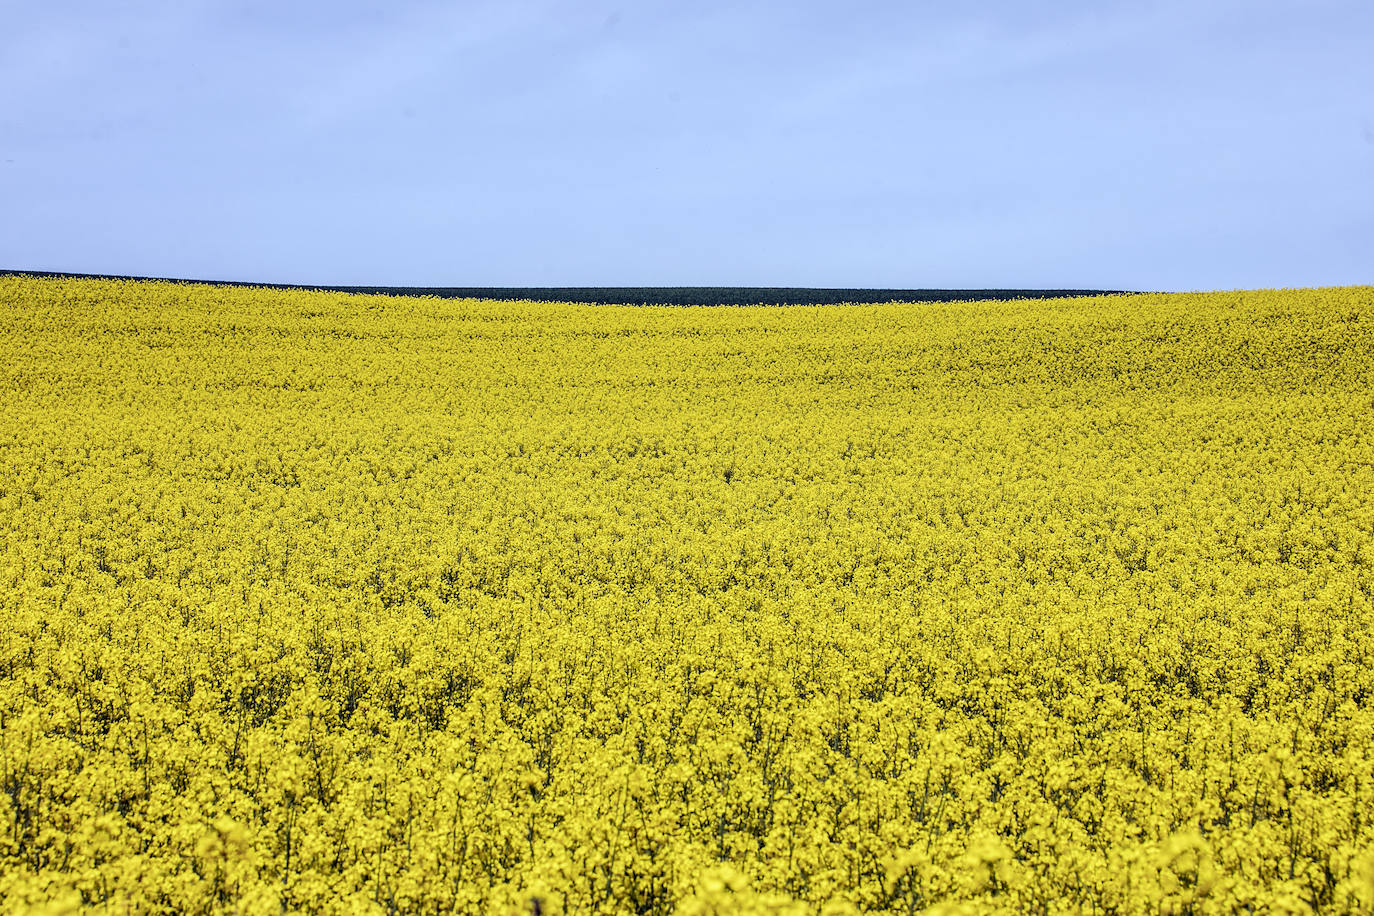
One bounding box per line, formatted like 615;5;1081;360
2;0;1370;289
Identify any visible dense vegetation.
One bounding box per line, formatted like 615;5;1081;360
1;277;1371;914
0;271;1122;305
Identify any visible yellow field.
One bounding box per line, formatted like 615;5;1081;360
1;277;1372;915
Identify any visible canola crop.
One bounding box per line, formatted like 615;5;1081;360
1;277;1373;915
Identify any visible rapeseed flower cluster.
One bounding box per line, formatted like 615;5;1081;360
1;277;1372;913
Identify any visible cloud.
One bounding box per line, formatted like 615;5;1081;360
2;0;1372;286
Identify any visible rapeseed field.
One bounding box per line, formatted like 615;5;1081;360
1;276;1372;915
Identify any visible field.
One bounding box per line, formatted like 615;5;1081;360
1;277;1372;914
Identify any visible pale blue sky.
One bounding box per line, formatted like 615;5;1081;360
2;0;1370;289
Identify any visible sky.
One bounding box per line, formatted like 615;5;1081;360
1;0;1371;290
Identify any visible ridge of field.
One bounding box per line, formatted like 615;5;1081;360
0;269;1126;305
1;276;1372;914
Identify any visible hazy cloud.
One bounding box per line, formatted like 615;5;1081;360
1;0;1370;288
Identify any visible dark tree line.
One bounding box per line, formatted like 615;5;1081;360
0;271;1127;305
